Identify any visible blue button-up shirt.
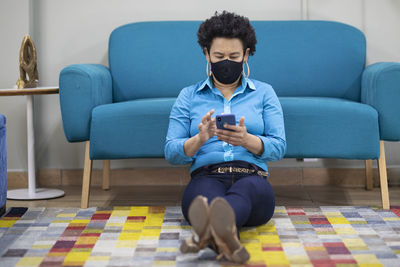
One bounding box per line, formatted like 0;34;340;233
164;74;286;174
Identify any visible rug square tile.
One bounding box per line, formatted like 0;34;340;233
159;233;179;240
56;213;76;218
90;253;111;257
86;255;110;262
22;209;43;216
48;223;70;229
2;248;28;257
158;240;180;248
14;220;34;225
110;247;136;257
64;252;91;263
154;252;177;261
0;257;24;267
130;254;154;261
282;247;307;254
115;240;138;248
276;228;297;234
363;239;387;247
273;217;292;223
57;236;79;242
334;227;357;235
27;226;49;232
110;257;140;266
329;254;355;259
15;256;43;266
387;241;400;246
383;237;400;242
286;255;312;264
137;239;159;245
42;226;66;232
156;247;178;253
355;228;377;234
297;230;317;236
84;261;108;267
352;254;381;263
31;244;53;250
298;236;320;242
92;239;117;248
8;239;36;250
5;228;28;235
373;250;399;259
107;217;127;223
160;229;184;234
98;231;121;238
31;240;56;248
379;258;400;267
281;241;302;247
161;222;183;228
165;206;182;212
162;221;181;226
164;211;182;217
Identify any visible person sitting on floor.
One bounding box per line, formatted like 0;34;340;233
165;10;286;264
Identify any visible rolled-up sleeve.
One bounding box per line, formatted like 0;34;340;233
256;87;287;161
164;87;194;165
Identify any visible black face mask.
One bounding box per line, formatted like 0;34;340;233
211;58;244;84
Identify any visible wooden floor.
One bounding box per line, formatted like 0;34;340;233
5;185;400;209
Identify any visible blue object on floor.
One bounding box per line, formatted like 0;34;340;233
0;114;6;216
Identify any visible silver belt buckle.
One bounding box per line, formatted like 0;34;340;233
257;170;269;178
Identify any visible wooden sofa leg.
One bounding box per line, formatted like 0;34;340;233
81;141;93;209
365;160;373;190
102;160;110;190
377;140;390;210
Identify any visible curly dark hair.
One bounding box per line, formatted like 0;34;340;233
197;11;257;56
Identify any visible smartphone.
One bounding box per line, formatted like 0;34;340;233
216;114;236;131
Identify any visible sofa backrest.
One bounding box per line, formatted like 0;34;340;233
109;20;365;103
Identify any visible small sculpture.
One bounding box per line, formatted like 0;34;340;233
16;34;38;89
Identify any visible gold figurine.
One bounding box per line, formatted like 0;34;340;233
17;34;38;89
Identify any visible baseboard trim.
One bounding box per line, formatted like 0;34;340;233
6;166;400;189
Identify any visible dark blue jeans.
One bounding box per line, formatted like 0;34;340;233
181;161;275;233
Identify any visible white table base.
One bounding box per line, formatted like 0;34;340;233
7;188;65;200
7;94;65;200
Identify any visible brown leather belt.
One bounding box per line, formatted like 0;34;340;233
211;166;269;178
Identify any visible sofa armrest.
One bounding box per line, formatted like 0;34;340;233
361;62;400;141
59;64;112;142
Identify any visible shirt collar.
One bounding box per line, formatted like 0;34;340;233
196;74;256;93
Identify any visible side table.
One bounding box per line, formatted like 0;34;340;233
0;86;65;200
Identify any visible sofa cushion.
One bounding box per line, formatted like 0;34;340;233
90;97;380;160
109;22;204;102
250;21;365;102
109;21;365;103
90;98;176;159
281;97;380;159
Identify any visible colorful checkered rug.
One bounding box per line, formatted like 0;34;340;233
0;206;400;267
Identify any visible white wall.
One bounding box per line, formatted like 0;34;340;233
0;0;399;171
0;0;31;170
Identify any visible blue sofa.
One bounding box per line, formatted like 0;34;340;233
0;114;6;216
59;20;400;209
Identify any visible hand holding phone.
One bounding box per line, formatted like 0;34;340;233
216;114;236;131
